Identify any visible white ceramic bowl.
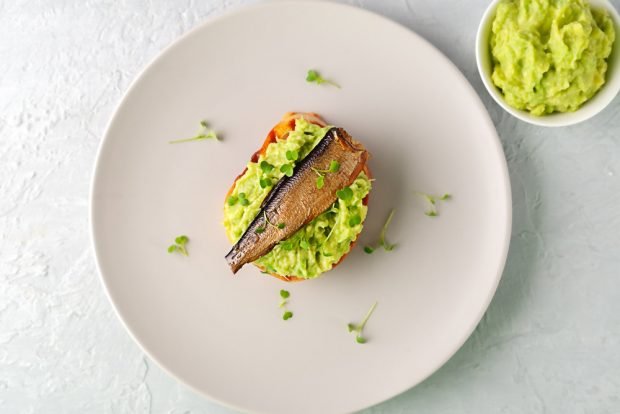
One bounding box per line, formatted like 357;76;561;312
476;0;620;127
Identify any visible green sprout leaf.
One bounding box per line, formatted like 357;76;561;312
364;209;397;253
281;240;294;251
169;121;219;144
286;150;299;161
259;177;272;189
415;192;451;217
348;214;362;227
227;195;238;206
299;239;310;250
283;311;293;320
329;160;340;173
306;69;341;88
280;290;290;299
168;235;189;256
260;161;274;173
336;187;353;201
238;192;250;206
379;209;396;251
277;222;286;229
316;175;325;189
255;226;265;234
347;301;378;344
280;163;294;177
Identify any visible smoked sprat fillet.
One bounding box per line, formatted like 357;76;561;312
225;127;369;274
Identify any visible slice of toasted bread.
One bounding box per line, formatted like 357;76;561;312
225;112;371;282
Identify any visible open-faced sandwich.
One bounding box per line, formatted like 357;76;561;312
224;112;372;281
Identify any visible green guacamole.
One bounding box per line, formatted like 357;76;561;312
223;118;371;279
490;0;615;115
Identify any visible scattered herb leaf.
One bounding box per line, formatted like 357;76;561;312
347;301;378;344
260;161;274;173
416;192;451;217
227;195;238;206
316;175;325;189
336;187;353;201
280;290;290;299
378;209;396;251
259;177;272;189
348;214;362;227
167;235;189;256
280;163;294;177
240;198;250;206
283;311;293;320
364;209;397;253
306;69;341;88
169;121;219;144
286;150;299;161
329;160;341;173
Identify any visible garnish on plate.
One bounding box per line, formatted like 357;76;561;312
364;209;396;254
416;192;451;217
279;289;293;320
169;120;219;144
312;160;341;189
347;301;378;344
255;211;286;234
306;69;341;89
167;235;189;256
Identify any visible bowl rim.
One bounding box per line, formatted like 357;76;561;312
475;0;620;127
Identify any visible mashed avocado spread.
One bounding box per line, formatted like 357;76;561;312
223;118;371;279
490;0;615;115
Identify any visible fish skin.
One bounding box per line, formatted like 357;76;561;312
225;127;368;274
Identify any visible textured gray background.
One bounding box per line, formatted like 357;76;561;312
1;0;619;413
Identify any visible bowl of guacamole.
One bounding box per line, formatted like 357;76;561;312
476;0;619;126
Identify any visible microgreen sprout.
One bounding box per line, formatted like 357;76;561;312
169;121;219;144
306;69;341;88
260;161;274;173
259;177;272;189
238;192;250;206
336;186;353;201
286;150;299;161
316;175;325;189
279;290;293;320
255;211;285;234
167;235;189;256
416;192;452;217
364;209;397;253
348;214;362;227
311;160;341;189
280;163;294;177
227;195;238;206
347;301;378;344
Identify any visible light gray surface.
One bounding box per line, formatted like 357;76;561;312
1;0;618;413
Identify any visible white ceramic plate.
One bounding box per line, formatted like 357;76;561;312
91;2;512;413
